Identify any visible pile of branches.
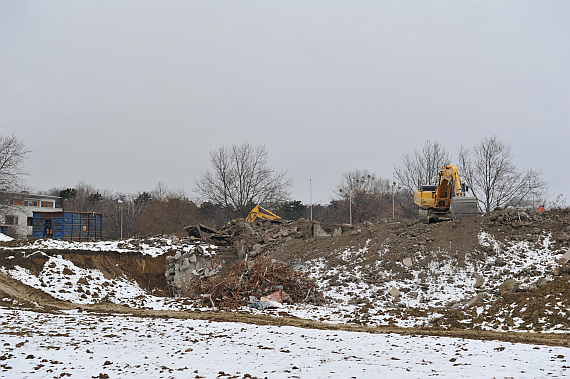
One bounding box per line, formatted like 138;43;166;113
177;256;324;308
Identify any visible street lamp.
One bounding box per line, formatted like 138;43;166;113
392;173;400;219
348;189;352;225
117;200;123;239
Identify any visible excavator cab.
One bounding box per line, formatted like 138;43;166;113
245;205;281;223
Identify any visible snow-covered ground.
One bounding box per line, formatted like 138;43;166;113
2;236;217;258
1;225;569;377
1;307;568;379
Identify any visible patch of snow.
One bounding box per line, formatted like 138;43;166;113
0;233;13;242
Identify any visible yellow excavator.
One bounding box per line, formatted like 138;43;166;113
414;164;478;223
245;205;281;223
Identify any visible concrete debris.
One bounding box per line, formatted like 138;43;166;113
402;258;412;267
184;224;218;239
247;299;272;309
287;262;308;270
174;255;322;308
556;248;570;265
185;218;355;260
527;278;548;291
465;292;487;308
165;243;221;293
473;275;485;288
449;302;462;310
499;279;520;294
388;286;400;299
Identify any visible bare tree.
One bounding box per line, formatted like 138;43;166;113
547;194;568;209
458;136;547;213
332;170;394;224
195;143;293;219
394;140;451;193
0;134;31;193
138;193;201;236
59;181;104;213
334;169;390;199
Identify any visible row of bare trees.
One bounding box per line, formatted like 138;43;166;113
394;137;551;213
458;137;546;212
44;182;205;239
39;138;564;233
195;143;292;219
1;133;565;237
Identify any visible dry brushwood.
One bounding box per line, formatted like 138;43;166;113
177;256;324;308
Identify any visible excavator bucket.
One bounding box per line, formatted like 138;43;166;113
450;197;479;221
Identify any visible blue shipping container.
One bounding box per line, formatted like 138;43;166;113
32;212;103;241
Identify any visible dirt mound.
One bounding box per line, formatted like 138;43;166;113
433;274;570;332
0;207;569;342
0;270;69;310
272;207;569;262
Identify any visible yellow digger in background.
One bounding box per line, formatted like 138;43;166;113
245;205;281;223
414;164;478;223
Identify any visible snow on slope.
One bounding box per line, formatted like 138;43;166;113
298;230;560;327
1;253;194;311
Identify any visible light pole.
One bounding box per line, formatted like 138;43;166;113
392;173;400;219
349;188;352;225
117;200;123;239
310;179;313;221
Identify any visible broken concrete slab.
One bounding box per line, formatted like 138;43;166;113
388;286;400;299
556;248;570;265
498;279;519;293
465;292;487;307
247;300;272;309
313;223;332;238
474;275;485;288
184;224;218;239
403;258;412;267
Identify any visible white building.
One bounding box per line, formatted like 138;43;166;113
1;192;63;239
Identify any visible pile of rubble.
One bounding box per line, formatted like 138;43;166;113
172;256;324;309
164;243;221;295
185;218;356;260
164;206;570;331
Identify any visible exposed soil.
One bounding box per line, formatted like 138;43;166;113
0;250;169;296
1;207;569;346
1;269;569;349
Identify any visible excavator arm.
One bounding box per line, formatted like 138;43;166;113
245;205;281;223
414;164;478;223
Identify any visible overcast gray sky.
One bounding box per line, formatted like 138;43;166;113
1;0;568;205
